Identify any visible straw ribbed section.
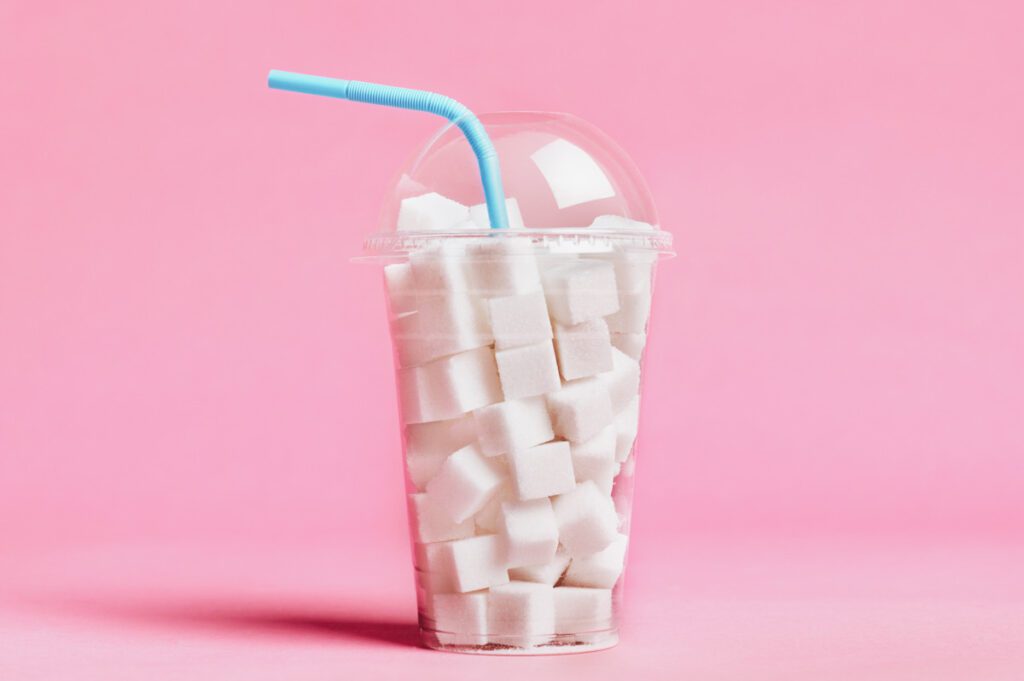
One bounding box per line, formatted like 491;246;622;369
345;81;499;162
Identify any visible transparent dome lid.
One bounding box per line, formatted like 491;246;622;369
363;112;673;257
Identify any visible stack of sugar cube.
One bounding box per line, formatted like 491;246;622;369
387;192;654;650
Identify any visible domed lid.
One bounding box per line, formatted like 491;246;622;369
364;112;673;257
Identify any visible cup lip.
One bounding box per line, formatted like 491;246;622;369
358;227;674;263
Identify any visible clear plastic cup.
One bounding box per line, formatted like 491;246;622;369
362;113;672;654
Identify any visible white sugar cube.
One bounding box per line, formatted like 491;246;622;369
467;239;542;297
507;441;576;501
536;251;579;277
431;592;488;646
384;263;415;315
610;332;646;360
426;444;505;523
473;397;553;457
406;448;448;491
614;396;640;462
508;547;571;585
405;415;477;490
391;311;430;368
553;586;613;636
473;482;514;533
554;318;614;381
610;252;656;294
398;347;502;424
498;498;559;568
597;347;641;415
494;342;561;400
570;424;618;491
563;533;628;588
469;197;525;229
552;481;619;556
541;260;619;325
605;289;652;333
487;290;552;350
398;192;470;231
406;413;477;459
487;582;555;647
414;293;492;360
615;258;655;297
434;535;510;593
546;377;614;442
590;464;618;496
415;542;455;593
409;493;476;543
409;245;470;295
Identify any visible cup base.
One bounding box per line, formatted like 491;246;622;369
420;629;619;655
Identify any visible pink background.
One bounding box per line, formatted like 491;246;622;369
1;2;1022;679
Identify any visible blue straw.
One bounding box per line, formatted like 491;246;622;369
268;70;509;229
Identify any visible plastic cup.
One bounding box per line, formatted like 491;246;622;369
268;74;672;651
364;113;673;654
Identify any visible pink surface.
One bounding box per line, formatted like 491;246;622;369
2;540;1022;680
1;1;1022;677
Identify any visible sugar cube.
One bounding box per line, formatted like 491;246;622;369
398;192;469;231
473;397;553;457
487;582;555;647
398;347;502;424
610;252;656;294
473;482;514;533
590;464;618;496
597;347;640;415
431;592;488;646
391;311;430;368
615;260;655;300
553;586;613;636
405;415;477;490
536;251;579;277
507;441;576;501
605;289;652;333
546;377;614;442
487;290;552;350
406;448;448;491
406;414;477;460
562;533;628;589
415;542;455;593
498;498;559;568
467;239;542;297
614;396;640;462
541;260;619;325
434;535;510;593
384;263;415;315
409;493;475;544
570;424;618;488
508;547;571;585
610;332;646;361
414;292;492;360
553;318;614;381
409;245;470;295
494;342;561;400
426;444;505;523
552;481;619;556
469;197;525;229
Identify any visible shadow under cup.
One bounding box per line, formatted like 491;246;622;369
379;235;661;654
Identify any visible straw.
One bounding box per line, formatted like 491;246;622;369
268;70;509;229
